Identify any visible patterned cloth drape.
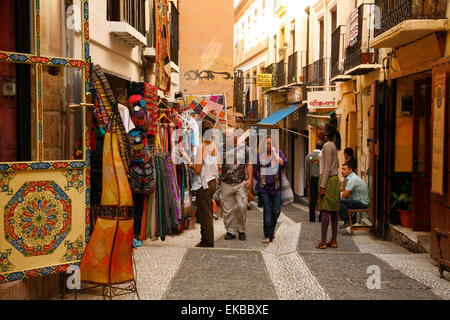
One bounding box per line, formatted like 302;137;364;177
155;0;171;92
91;65;132;174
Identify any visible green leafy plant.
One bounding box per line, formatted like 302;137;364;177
390;182;412;212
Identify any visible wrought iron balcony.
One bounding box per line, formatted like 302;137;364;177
372;0;448;48
288;52;297;84
288;51;308;84
264;63;277;88
344;4;380;75
233;70;244;115
375;0;448;37
245;100;260;120
303;58;330;88
275;59;286;88
331;26;351;81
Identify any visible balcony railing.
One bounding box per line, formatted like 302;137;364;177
288;52;297;84
303;58;330;88
275;59;286;87
375;0;448;37
233;70;244;115
331;26;346;80
245;100;260;120
288;51;308;84
108;0;146;36
344;4;380;74
264;63;277;88
169;2;179;65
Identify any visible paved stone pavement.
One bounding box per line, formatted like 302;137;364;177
64;202;450;300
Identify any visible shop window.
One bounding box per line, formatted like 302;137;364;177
0;61;36;162
42;65;83;161
40;0;83;59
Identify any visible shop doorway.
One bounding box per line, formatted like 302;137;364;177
412;78;432;231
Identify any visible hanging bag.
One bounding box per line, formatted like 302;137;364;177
280;169;294;207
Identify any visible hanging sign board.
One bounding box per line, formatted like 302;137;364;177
307;91;338;110
431;69;446;195
257;74;272;88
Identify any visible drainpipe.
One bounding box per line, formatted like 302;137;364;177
305;6;310;67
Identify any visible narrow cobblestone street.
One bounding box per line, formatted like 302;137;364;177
65;203;450;300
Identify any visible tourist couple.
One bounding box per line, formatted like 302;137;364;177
180;122;287;247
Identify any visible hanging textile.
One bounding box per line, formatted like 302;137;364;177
155;154;165;240
146;190;157;239
128;95;156;193
155;0;171;92
132;193;145;238
158;154;179;236
166;154;182;223
92;65;132;174
144;83;160;136
349;7;359;47
139;194;148;241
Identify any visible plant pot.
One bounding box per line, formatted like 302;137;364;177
398;209;412;228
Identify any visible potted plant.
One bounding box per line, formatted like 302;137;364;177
391;183;412;228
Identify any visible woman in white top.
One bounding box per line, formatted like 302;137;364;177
187;120;220;247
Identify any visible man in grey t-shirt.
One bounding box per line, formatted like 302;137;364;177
219;128;253;241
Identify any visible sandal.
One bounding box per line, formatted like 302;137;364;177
262;238;271;243
328;239;338;248
315;241;328;249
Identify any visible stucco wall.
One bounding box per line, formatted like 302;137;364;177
179;0;234;103
89;0;142;81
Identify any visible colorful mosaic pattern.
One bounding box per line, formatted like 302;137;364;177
63;169;84;193
0;161;87;172
0;249;15;273
0;51;85;68
4;181;72;257
61;236;84;263
0;172;16;194
183;95;227;129
0;264;71;283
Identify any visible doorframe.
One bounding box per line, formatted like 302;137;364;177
412;77;432;231
374;80;397;238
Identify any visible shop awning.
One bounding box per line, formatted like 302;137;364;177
307;111;336;119
258;104;304;126
307;111;337;127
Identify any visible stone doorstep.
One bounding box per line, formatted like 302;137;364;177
390;224;431;254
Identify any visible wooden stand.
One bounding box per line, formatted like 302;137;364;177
436;228;450;279
348;208;372;236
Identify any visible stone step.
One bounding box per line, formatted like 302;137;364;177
389;225;431;254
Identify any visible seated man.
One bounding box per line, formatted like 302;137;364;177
339;161;369;229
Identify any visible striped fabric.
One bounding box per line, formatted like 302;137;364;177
144;83;159;135
92;65;131;174
349;7;359;46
